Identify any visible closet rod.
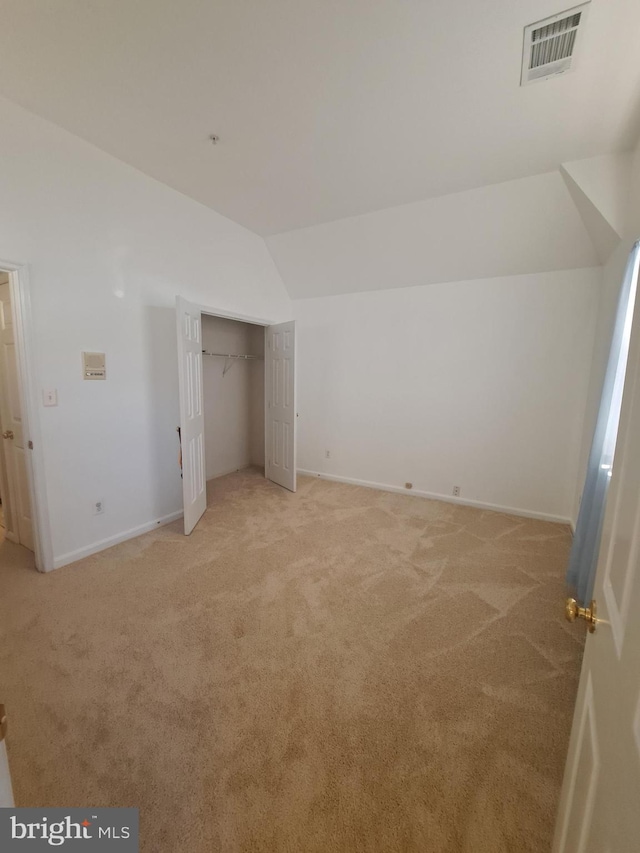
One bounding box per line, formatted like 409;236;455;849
202;351;262;360
202;350;263;377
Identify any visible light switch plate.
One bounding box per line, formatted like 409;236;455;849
43;389;58;407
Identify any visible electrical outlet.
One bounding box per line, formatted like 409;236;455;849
93;499;105;515
325;450;331;459
452;486;461;497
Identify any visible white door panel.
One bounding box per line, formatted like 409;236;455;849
560;675;599;853
266;321;296;492
0;280;33;550
554;254;640;853
176;297;206;535
0;739;14;808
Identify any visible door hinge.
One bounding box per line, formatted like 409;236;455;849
28;440;34;450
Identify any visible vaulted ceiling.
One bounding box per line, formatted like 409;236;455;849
1;0;639;236
266;170;602;298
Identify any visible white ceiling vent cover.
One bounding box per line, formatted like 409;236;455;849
521;3;590;85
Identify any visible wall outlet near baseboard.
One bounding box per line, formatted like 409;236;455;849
93;499;105;515
325;450;331;459
452;485;461;497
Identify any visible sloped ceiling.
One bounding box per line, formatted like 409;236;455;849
266;171;599;299
560;152;633;262
561;172;621;264
562;153;632;239
0;0;639;235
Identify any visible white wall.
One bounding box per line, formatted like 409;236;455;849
562;153;633;240
295;268;601;523
0;96;291;568
250;345;266;469
202;316;264;480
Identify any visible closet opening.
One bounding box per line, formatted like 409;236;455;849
201;314;266;484
176;297;296;535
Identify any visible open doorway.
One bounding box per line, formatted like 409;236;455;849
0;271;34;554
176;297;296;535
201;314;265;482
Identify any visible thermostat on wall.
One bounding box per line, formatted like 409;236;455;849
83;351;106;380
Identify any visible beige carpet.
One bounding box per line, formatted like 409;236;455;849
0;469;584;852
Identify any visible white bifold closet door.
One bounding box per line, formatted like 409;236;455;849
265;321;296;492
176;297;206;534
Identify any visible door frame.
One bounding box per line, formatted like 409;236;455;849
0;259;53;571
189;302;273;329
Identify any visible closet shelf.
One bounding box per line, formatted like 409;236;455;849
202;350;263;377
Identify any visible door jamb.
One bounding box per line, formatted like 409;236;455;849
192;302;272;328
0;259;53;571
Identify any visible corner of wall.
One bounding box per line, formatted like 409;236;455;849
560;152;635;264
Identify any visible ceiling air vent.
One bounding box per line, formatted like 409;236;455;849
521;3;590;85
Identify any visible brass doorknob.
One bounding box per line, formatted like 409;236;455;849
2;430;13;440
565;598;598;633
0;704;7;742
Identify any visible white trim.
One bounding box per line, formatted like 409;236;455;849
298;469;572;525
195;302;274;327
0;260;54;571
206;464;255;481
53;510;184;569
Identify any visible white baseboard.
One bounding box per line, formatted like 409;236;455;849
207;463;259;481
298;469;571;526
52;510;184;570
50;472;571;570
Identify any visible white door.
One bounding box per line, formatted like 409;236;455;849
0;707;14;807
0;744;14;807
176;297;206;535
0;279;33;551
553;276;640;852
265;321;296;492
